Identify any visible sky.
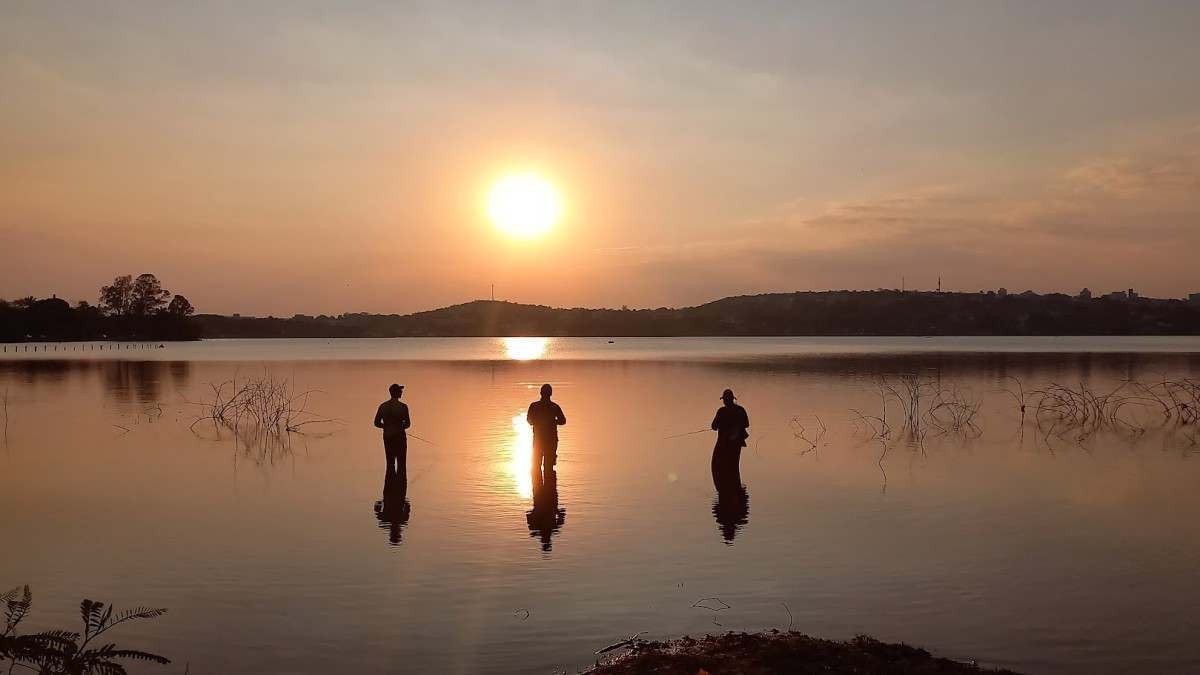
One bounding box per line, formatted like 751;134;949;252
2;1;1199;316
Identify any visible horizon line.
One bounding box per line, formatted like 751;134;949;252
194;286;1198;320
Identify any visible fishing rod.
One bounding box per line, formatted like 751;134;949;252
662;428;711;440
406;431;439;446
662;390;753;441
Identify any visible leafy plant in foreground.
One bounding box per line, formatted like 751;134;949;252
2;585;169;675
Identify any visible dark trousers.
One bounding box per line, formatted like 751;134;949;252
384;434;408;476
711;439;742;485
532;435;558;474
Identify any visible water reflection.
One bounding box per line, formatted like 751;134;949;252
102;361;168;406
6;348;1200;673
527;469;565;552
0;359;191;406
505;412;534;499
711;463;749;544
373;468;411;546
503;337;548;361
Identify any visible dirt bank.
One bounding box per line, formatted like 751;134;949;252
586;631;1021;674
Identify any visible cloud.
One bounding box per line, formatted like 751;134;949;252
597;143;1200;304
1065;152;1200;197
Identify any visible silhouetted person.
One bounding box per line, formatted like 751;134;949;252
527;383;566;474
711;388;749;475
711;463;750;544
374;383;410;475
710;389;750;542
374;468;411;546
526;467;566;552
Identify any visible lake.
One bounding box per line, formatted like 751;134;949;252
2;337;1199;674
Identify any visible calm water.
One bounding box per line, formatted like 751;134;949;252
2;337;1200;674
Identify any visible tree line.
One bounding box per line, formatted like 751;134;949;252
0;273;200;342
195;290;1200;338
9;286;1199;341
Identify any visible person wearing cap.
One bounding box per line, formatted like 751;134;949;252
527;383;567;473
374;383;411;475
711;388;750;471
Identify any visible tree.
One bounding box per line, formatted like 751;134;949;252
99;275;134;316
130;274;171;316
100;274;173;316
166;294;195;317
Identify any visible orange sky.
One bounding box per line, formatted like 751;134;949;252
2;2;1199;315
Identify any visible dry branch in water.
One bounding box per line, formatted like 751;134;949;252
691;597;731;612
790;415;828;454
1000;376;1030;420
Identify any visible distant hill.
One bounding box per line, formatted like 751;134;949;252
195;290;1200;338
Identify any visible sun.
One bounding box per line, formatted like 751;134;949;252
487;173;562;238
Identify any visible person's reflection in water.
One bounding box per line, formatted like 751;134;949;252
710;388;750;543
712;462;750;544
526;468;566;552
374;467;411;546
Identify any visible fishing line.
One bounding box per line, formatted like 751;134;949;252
405;431;441;484
662;428;711;440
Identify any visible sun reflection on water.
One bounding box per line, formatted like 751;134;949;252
503;337;548;361
506;412;534;499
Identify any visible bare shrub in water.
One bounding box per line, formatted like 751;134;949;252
1032;382;1143;439
1025;377;1200;444
1148;377;1200;427
851;374;982;442
924;384;983;438
189;371;340;461
882;374;927;436
850;380;895;441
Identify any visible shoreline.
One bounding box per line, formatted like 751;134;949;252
585;631;1022;674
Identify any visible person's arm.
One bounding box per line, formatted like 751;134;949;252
374;404;385;429
711;409;721;431
402;403;411;430
527;402;536;426
740;407;750;431
555;403;566;426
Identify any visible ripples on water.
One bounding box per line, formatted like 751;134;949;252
1;337;1199;674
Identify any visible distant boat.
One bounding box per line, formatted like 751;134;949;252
607;340;615;343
